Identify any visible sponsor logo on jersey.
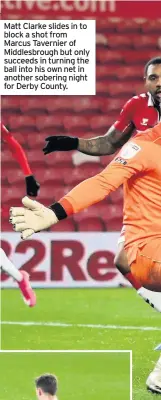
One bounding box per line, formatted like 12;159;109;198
114;157;127;165
119;142;141;159
140;118;149;126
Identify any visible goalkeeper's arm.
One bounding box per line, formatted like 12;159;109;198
10;139;149;239
50;157;136;219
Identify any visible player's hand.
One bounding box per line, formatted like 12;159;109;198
43;136;79;155
25;175;40;197
9;196;58;240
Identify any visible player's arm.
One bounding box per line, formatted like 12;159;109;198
43;98;136;156
78;124;134;155
1;123;40;196
10;139;151;239
54;140;148;215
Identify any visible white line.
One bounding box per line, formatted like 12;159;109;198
0;350;132;354
130;351;133;400
1;321;161;331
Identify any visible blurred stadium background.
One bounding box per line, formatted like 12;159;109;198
1;1;161;289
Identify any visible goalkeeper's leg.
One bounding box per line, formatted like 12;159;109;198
114;241;161;312
0;248;36;307
130;240;161;292
146;347;161;394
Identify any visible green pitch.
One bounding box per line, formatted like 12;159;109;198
1;288;161;399
0;352;130;400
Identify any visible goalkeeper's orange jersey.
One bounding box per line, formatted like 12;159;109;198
59;123;161;264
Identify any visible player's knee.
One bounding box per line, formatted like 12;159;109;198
131;262;161;292
114;253;127;274
114;246;130;275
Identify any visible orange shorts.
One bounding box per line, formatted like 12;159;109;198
130;239;161;292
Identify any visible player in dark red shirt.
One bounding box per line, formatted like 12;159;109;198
42;56;161;307
1;123;40;196
43;57;161;158
1;123;39;306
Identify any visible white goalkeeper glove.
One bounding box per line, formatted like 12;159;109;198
9;196;58;239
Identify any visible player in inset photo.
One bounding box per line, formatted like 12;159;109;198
0;351;130;400
35;374;58;400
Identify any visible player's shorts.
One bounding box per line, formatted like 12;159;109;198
117;226;125;246
130;238;161;291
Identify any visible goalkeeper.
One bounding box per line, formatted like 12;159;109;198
10;122;161;292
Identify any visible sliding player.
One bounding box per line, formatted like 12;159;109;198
42;56;161;309
35;374;58;400
9;122;161;292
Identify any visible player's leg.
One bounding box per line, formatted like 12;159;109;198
114;240;141;289
146;345;161;394
0;247;23;282
115;226;142;288
114;237;161;311
130;240;161;292
0;248;36;307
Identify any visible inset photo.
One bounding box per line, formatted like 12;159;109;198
0;351;131;400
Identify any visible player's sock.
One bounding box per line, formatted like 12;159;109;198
125;271;141;289
0;248;22;282
137;287;161;312
155;345;161;351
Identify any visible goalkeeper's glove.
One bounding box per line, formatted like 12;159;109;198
25;175;40;197
9;196;58;239
43;136;79;155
